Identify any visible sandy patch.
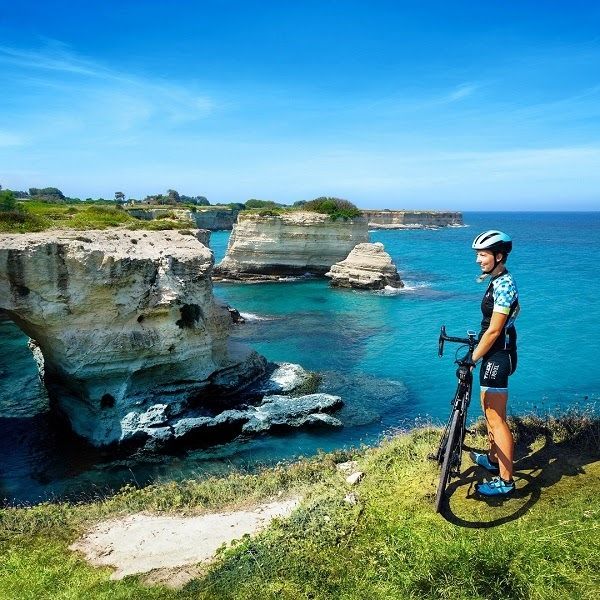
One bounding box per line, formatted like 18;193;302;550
69;497;300;587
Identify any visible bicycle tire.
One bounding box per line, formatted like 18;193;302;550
433;411;453;464
434;408;461;513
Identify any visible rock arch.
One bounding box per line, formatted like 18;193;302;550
0;230;265;447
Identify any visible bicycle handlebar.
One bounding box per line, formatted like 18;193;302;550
438;325;478;358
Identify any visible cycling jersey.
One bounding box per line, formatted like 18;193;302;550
479;270;519;356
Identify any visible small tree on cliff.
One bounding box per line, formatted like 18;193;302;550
28;187;65;202
166;189;180;205
114;191;125;203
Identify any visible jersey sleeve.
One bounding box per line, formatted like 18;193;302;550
492;278;517;315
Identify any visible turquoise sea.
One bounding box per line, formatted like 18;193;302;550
1;212;599;503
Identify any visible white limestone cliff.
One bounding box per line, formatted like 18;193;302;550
0;229;268;446
215;211;369;280
325;242;404;290
362;210;463;229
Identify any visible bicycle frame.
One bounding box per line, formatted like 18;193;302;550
433;326;478;513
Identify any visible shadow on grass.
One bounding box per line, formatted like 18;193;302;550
440;416;600;528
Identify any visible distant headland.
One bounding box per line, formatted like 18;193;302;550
0;186;462;233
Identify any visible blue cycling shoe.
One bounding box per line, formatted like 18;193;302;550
470;452;500;474
476;476;515;497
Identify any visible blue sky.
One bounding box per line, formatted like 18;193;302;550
1;1;600;209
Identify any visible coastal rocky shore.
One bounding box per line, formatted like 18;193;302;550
124;207;462;232
0;230;341;449
214;211;369;281
126;207;240;230
325;242;404;290
362;210;463;229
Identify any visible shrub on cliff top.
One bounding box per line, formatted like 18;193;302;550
0;209;49;232
257;208;285;217
245;199;281;209
0;190;17;212
0;192;51;232
302;196;361;220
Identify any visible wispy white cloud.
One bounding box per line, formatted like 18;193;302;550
214;143;600;205
0;42;106;77
505;85;600;124
3;138;598;207
443;83;480;103
355;81;483;116
0;131;25;147
0;41;217;139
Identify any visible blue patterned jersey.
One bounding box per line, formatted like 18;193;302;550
480;271;519;353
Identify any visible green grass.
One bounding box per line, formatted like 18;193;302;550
238;200;362;221
126;219;195;231
1;416;599;599
238;207;292;217
0;202;194;233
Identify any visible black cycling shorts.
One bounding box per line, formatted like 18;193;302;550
479;349;517;392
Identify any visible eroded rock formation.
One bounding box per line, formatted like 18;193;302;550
125;207;240;230
362;210;463;229
0;230;270;447
215;211;369;280
125;207;194;223
192;209;240;230
325;242;404;290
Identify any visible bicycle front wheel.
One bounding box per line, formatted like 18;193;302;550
434;408;461;513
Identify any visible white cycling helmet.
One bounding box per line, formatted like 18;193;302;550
472;230;512;279
472;230;512;256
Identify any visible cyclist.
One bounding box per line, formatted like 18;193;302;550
469;230;519;497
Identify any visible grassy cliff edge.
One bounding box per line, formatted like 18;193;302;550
1;414;599;599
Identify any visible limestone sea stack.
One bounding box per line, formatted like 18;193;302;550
0;229;267;446
214;211;369;281
362;210;463;229
325;242;404;290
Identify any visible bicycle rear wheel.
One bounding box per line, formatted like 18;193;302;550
434;408;461;513
433;410;454;464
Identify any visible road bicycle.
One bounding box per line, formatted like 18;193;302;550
432;325;478;513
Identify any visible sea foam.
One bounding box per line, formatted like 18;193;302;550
239;312;276;322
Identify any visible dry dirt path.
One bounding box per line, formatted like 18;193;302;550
69;497;300;588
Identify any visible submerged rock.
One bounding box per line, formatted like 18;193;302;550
226;305;245;324
325;242;404;290
251;362;312;395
